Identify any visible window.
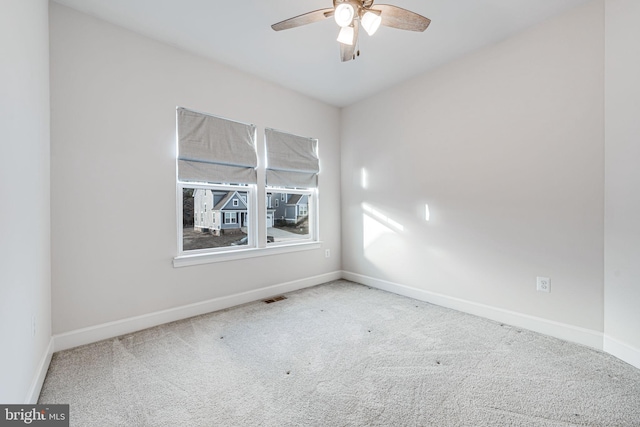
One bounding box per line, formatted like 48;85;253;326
181;185;250;251
224;212;237;224
266;190;313;243
265;128;319;246
176;108;257;256
174;109;320;266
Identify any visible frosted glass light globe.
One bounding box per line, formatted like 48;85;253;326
334;3;355;27
361;11;382;36
337;26;355;45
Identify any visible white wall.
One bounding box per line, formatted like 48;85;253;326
341;1;605;341
2;0;633;403
0;0;51;403
49;4;341;336
604;0;640;367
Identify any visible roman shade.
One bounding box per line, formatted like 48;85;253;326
177;108;257;184
265;128;319;188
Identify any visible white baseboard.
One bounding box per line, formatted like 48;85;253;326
603;335;640;369
26;337;53;404
342;271;604;350
53;271;342;352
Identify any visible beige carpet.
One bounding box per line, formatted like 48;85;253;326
39;280;640;426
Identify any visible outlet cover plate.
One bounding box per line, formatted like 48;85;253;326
536;276;550;293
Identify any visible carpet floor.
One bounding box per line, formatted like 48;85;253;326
39;280;640;426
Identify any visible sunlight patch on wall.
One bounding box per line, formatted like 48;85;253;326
361;168;368;189
362;203;404;232
362;202;406;252
362;212;392;249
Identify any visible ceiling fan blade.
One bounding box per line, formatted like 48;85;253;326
272;8;335;31
339;42;354;62
374;4;431;32
339;20;359;62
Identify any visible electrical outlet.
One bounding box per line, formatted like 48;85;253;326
536;277;550;293
325;249;330;258
31;315;36;337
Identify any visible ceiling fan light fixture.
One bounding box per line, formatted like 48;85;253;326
337;25;355;45
361;10;382;36
271;1;432;63
334;3;355;27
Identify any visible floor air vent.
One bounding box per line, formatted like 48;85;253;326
264;296;287;304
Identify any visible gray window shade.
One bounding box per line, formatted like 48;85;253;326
177;108;257;184
265;128;319;188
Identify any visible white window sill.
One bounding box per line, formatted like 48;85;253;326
173;241;322;268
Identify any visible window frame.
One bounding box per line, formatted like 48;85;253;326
265;187;318;247
173;118;322;268
176;182;256;257
224;212;237;224
175;182;321;268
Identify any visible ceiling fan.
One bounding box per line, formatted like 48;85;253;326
271;0;431;62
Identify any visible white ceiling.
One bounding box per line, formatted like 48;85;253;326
52;0;590;107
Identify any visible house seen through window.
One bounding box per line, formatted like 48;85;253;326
182;187;250;250
266;191;311;243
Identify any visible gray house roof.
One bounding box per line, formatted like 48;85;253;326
286;194;303;205
214;191;247;211
213;192;233;210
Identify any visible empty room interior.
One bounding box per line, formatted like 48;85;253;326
1;0;639;424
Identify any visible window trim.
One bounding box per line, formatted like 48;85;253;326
173;241;322;267
177;182;256;257
224;211;237;224
176;184;321;264
265;187;318;247
174;118;321;266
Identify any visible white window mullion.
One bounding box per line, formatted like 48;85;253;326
255;128;267;249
